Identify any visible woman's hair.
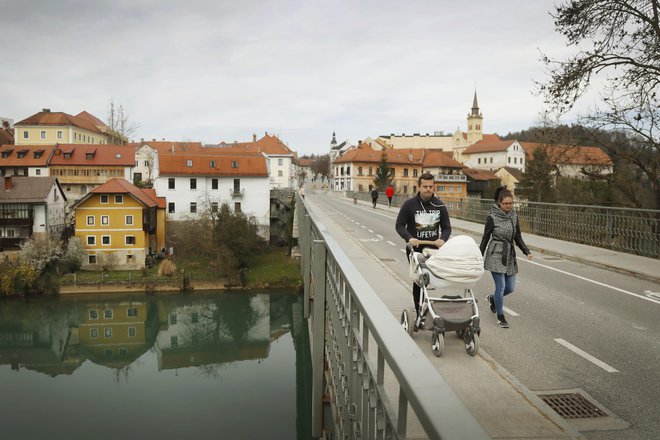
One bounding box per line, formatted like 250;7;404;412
494;186;513;203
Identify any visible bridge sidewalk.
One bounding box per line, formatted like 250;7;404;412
304;193;585;440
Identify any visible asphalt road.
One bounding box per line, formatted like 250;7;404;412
316;193;660;440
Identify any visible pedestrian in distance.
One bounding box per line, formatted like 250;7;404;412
371;187;379;208
300;185;305;199
395;172;451;317
353;190;358;205
385;185;394;208
479;187;533;328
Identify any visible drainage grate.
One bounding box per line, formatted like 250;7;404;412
539;393;606;419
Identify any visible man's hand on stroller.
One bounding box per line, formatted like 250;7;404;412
408;238;420;248
434;239;446;248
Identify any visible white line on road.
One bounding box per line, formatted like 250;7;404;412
401;249;406;253
368;229;374;233
554;338;619;373
503;307;519;316
523;258;660;306
376;234;384;239
387;241;397;246
361;225;366;229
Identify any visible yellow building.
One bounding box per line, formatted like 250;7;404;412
72;178;166;269
14;109;109;145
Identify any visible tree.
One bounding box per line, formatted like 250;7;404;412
518;146;558;202
64;236;85;273
372;152;394;191
311;154;330;180
107;99;138;145
538;0;660;209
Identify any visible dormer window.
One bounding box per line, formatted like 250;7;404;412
86;153;94;160
231;161;238;168
210;160;216;168
17;150;28;158
115;153;122;159
63;153;72;159
33;150;44;159
1;149;13;158
186;159;193;167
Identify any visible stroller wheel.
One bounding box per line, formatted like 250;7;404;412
400;308;415;337
465;332;479;356
431;331;444;357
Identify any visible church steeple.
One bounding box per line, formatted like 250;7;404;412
330;131;337;147
466;90;483;145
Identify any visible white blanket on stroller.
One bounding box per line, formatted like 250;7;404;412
423;235;484;283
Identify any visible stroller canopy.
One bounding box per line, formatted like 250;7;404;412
424;235;484;283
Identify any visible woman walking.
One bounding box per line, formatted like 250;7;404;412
479;187;533;328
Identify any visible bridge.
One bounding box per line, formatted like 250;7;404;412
296;190;659;440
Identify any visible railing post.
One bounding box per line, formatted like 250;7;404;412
311;239;327;438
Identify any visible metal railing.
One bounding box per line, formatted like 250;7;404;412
346;191;660;258
298;194;489;440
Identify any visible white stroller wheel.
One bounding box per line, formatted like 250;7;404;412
465;332;479;356
400;308;415;337
431;331;444;357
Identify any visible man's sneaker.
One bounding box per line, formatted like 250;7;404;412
487;295;495;313
497;314;509;328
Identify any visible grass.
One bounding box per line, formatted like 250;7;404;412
60;247;302;288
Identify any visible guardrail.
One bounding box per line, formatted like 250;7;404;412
298;194;489;439
345;191;660;258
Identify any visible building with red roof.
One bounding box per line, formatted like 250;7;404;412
15;109;109;146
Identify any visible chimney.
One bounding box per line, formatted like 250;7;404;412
4;176;13;191
1;121;8;129
253;133;257;142
42;108;51;113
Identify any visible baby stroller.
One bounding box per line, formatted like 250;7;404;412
400;235;484;357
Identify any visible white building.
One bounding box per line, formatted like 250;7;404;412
462;138;527;172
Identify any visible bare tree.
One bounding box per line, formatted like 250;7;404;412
107;99;138;145
538;0;660;209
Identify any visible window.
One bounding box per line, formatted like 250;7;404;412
231;161;238;168
102;236;110;245
514;157;517;164
211;179;218;189
413;169;418;177
211;202;218;212
403;169;409;177
23;131;28;139
508;157;511;164
186;159;192;167
89;309;99;319
190;178;197;190
278;158;283;165
57;130;63;139
403;185;408;193
90;328;99;338
126;255;134;263
128;327;136;337
125;236;136;245
478;158;481;164
490;157;493;163
127;308;138;317
234;202;241;213
86;216;94;226
368;167;373;176
88;255;96;264
168;178;175;189
101;216;109;226
210;160;216;168
358;166;363;176
104;328;112;338
100;194;109;204
190;202;197;213
278;170;283;177
104;309;113;319
233;178;240;193
125;215;133;225
35;169;41;175
168;202;175;213
437;186;445;192
87;236;96;246
114;195;123;203
171;336;178;348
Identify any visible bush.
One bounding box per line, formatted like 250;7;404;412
0;263;39;296
158;259;177;277
64;237;85;273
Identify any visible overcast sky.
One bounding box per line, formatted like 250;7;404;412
1;0;591;155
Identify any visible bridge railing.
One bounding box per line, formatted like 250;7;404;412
298;194;489;440
346;191;660;258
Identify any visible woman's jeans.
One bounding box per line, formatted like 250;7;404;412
491;272;516;315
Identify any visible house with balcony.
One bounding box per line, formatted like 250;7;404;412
0;176;67;251
462;137;527;172
0;144;55;177
49;144;135;203
14;109;109;146
72;178;166;270
153;151;271;239
462;168;501;198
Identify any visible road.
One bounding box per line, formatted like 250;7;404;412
315;192;660;440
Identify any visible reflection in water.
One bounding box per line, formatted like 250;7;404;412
0;291;311;439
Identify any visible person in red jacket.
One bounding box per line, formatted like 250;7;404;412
385;185;394;207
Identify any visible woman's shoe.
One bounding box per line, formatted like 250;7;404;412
497;314;509;328
487;295;495;313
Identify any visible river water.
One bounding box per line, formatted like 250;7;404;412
0;290;312;440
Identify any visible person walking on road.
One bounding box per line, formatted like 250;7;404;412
395;173;451;317
479;187;533;328
371;187;379;208
385;185;394;207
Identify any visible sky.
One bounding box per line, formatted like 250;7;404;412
1;0;593;155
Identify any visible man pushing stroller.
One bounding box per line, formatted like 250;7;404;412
395;173;452;317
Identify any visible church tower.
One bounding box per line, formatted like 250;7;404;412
330;131;337;149
466;91;483;145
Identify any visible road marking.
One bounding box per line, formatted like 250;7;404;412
368;229;374;233
376;234;383;239
503;307;519;316
361;225;366;229
387;241;397;246
523;259;660;306
400;249;406;254
554;338;619;373
644;290;660;301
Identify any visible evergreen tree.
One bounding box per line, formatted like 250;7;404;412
372;152;394;191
